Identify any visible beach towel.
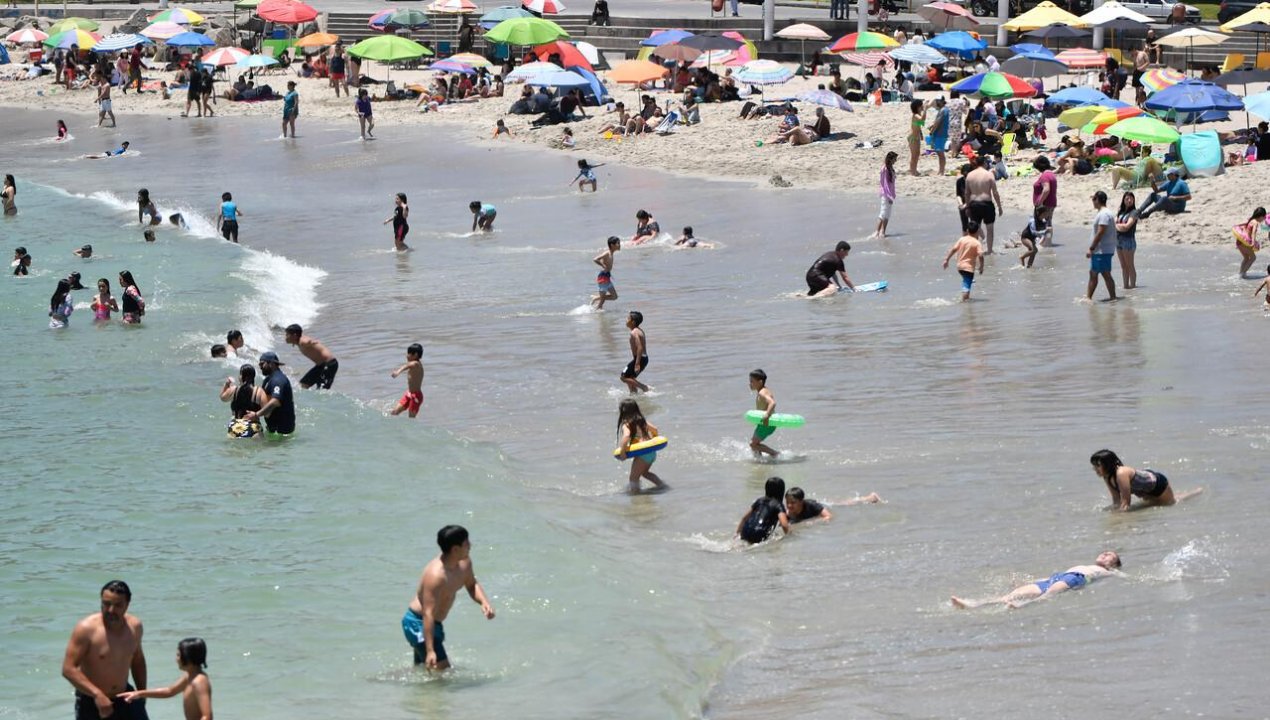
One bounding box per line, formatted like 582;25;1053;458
655;110;680;135
1179;130;1224;179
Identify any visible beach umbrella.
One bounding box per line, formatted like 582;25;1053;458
141;22;186;40
1104;116;1180;144
575;41;602;67
523;0;566;14
149;8;205;25
44;29;100;49
1154;26;1228;71
482;6;535;27
1141;67;1185;92
889;43;949;64
1244;90;1270;119
166;31;215;47
256;0;319;24
234;0;262;7
1220;2;1270;31
1001;52;1067;78
6;28;48;44
429;0;479;13
1054;47;1107;68
533;40;593;70
917;1;981;30
1023;23;1091;42
735;59;794;85
1214;67;1270;86
1086;104;1145;127
294;32;340;48
776;23;830;67
1079;0;1152;26
926;30;988;57
950;71;1038;99
799;88;853;111
1097;17;1149;32
828;31;899;53
431;59;478;73
484;17;570;46
1010;42;1054;56
843;52;894;69
680;33;744;52
236;54;280;68
1058;103;1116;127
202;46;250;66
690;48;737;67
449;52;493;67
368;8;395;29
347;35;433;62
1044;85;1112;105
93;33;153;52
653;43;704;62
607;59;668;84
1001;1;1088;31
721;31;758;60
383;9;431;29
1145;78;1244;114
507;60;564;81
640;29;694;46
49;17;99;34
1227;21;1270;57
529;69;590;86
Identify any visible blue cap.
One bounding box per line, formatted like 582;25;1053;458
259;351;284;365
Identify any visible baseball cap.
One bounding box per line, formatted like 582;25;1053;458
259;351;285;365
1166;168;1179;176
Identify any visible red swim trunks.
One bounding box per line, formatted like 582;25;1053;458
399;390;423;414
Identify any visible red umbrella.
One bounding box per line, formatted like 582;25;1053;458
532;40;593;71
257;0;319;24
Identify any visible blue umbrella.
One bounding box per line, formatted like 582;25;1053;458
926;30;987;59
166;31;214;47
532;68;591;86
1144;79;1244;115
1010;42;1054;57
573;65;607;103
640;29;694;47
479;5;533;29
1044;86;1113;106
94;33;153;52
1244;90;1270;120
888;43;948;64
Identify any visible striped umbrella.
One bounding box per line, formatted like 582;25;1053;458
94;33;152;52
950;71;1038;99
523;0;566;14
828;31;899;53
1141;68;1185;93
734;59;794;85
149;8;205;25
6;28;48;44
141;22;187;40
429;0;478;13
49;17;99;33
689;48;734;67
799;88;853;111
449;52;493;67
202;46;251;66
842;51;894;68
1054;47;1106;68
889;43;948;64
1084;105;1146;133
44;29;100;49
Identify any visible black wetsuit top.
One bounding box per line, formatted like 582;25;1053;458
807;251;844;285
230;383;260;419
790;499;826;523
740;497;785;544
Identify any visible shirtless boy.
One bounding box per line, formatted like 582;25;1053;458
118;638;212;720
951;551;1122;609
62;580;149;720
402;525;496;670
391;342;425;418
621;310;649;394
285;324;338;390
749;368;778;458
591;236;620;310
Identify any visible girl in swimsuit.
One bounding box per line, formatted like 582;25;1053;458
615;398;668;494
92;278;118;322
118;270;145;324
908;99;925;176
2;174;16;217
630;210;660;245
1090;448;1201;511
383;193;409;251
56;120;69;141
137;188;161;226
1233;206;1266;279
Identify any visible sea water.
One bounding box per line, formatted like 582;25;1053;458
1;109;1267;719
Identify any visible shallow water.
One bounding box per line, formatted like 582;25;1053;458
1;109;1267;719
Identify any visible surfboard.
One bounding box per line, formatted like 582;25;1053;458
843;280;888;293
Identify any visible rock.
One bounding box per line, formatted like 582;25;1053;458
769;174;792;188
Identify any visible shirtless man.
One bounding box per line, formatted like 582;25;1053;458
951;551;1122;610
402;525;496;670
226;330;244;356
62;580;149;720
964;156;1004;254
284;324;338;390
96;78;116;128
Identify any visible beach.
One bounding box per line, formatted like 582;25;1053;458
2;24;1270;720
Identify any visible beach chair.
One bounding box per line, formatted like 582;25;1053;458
437;41;452;58
1221;52;1246;74
654;110;680;135
1258;52;1270;70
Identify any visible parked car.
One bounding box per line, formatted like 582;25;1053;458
1219;0;1260;23
1117;0;1202;22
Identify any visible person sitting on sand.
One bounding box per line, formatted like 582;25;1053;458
1137;169;1191;218
1109;144;1164;190
1091;448;1202;511
1056;141;1094;175
951;551;1122;609
597;102;630;136
767;104;802;144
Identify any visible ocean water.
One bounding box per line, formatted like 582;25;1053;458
1;108;1268;719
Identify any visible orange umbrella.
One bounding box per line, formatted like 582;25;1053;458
607;59;668;84
295;32;340;48
532;40;592;71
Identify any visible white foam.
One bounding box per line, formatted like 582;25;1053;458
230;250;327;351
568;303;597;316
913;297;955;308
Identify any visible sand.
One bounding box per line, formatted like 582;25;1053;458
4;22;1268;248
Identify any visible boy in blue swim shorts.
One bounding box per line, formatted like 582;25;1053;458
591;236;620;310
943;219;984;303
951;551;1122;609
403;525;496;670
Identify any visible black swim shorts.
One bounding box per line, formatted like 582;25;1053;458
967;200;996;225
299;358;339;389
622;355;649;379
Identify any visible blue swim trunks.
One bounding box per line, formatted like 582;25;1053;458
959;269;975;293
1090;253;1113;273
402;608;447;665
1034;571;1087;594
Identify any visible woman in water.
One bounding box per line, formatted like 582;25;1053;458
137;189;161;226
1090;448;1201;511
220;363;267;438
49;279;73;329
736;477;790;545
118;270;146;324
1233;206;1266;279
2;174;16;216
382;192;409;251
629;209;659;245
1115;192;1139;289
91;278;118;323
615;398;668;494
875;151;897;240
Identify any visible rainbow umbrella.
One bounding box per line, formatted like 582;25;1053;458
6;28;48;44
49;17;99;33
1141;68;1186;93
1054;47;1107;68
1103;116;1180;144
1088;105;1145;127
149;8;205;25
44;29;100;50
367;8;395;29
202;46;251;66
828;31;899;52
950;71;1038;99
141;22;187;40
449;52;493;67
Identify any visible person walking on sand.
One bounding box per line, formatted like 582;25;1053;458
62;580;150;720
118;638;212;720
951;552;1122;609
965;156;1003;254
875;152;898;240
1086;190;1118;301
620;310;649;394
282;81;299;138
391;343;425;418
96;78;115;128
615;398;669;493
384;193;410;251
1090;448;1203;511
805;241;855;297
907;99;926;176
943;219;984;302
591;236;620;309
402;525;496;670
284;324;338;390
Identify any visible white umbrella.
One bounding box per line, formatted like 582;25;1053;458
575;40;601;67
522;0;566;14
507;60;564;82
93;33;152;52
889;43;948;64
202;46;250;66
775;23;830;67
1154;26;1229;73
1079;0;1152;26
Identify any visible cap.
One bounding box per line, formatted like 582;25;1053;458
1166;168;1180;176
259;351;285;365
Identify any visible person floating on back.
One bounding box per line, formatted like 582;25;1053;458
951;551;1122;610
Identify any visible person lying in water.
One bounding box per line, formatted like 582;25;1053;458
85;141;130;159
784;486;883;524
1090;449;1203;512
951;551;1122;610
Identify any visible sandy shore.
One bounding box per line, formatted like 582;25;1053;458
3;28;1267;247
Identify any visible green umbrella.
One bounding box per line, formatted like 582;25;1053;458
347;35;433;61
1103;116;1181;144
484;17;569;46
49;17;99;33
384;9;431;28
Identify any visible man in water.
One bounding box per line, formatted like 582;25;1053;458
964;155;1004;254
805;241;855;297
951;551;1122;609
62;580;150;720
226;330;244;356
243;352;295;435
284;324;338;390
591;236;620;310
402;525;496;671
621;310;649;394
785;486;884;524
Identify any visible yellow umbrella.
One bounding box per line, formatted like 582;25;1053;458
1002;1;1089;31
1058;104;1112;128
1220;1;1270;31
294;32;340;48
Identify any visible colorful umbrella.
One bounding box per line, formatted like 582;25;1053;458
347;35;433;61
367;8;395;29
507;60;564;81
828;31;899;53
202;46;251;66
236;54;280;68
431;59;478;74
798;88;853;111
256;0;319;24
6;28;48;44
449;52;493;67
918;1;981;30
523;0;566;14
1001;1;1088;31
49;17;99;34
950;71;1038;99
1103;116;1180;144
735;59;794;85
925;30;987;56
640;29;693;47
93;33;153;52
429;0;479;13
149;8;205;25
141;22;186;40
166;31;215;47
481;6;535;26
1083;105;1146;133
533;40;594;70
382;9;431;28
1141;67;1186;92
689;48;736;67
653;43;704;62
607;59;668;84
842;52;894;68
1058;103;1116;128
485;17;570;45
1054;47;1107;68
295;32;341;48
44;29;100;49
889;43;948;64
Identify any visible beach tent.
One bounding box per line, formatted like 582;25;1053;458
1179;130;1224;177
572;66;608;104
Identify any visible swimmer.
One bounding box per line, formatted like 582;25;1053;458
736;477;790;544
12;247;30;276
951;551;1122;609
615;398;668;494
469;201;496;232
168;213;187;229
74;244;93;259
2;174;15;216
226;330;244;356
143;229;156;242
402;525;496;671
383;193;409;251
943;219;984;302
785;487;883;523
493;118;512;138
117;638;213;720
284;324;338;390
749;368;778;458
571;159;604;192
1254;265;1270;306
137;189;161;226
674;226;697;247
1090;448;1203;512
49;279;73;329
210;344;228;359
56;119;69;141
85;141;129;159
621;310;649;394
805;241;854;297
91;278;118;322
391;343;425;419
590;236;620;310
217;192;242;243
630;209;659;245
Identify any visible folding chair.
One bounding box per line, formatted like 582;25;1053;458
1221;52;1246;74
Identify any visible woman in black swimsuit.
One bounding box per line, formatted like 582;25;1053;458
1090;449;1201;511
383;192;409;251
